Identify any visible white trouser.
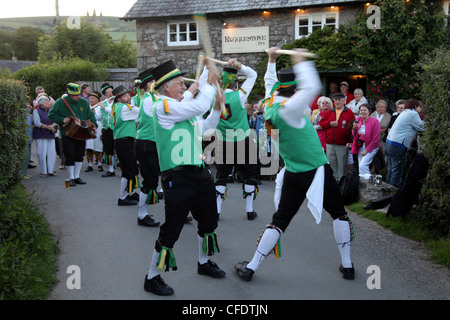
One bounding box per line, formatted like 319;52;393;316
36;138;56;174
358;144;379;176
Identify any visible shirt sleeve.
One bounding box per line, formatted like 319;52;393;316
33;109;42;127
156;84;216;130
264;62;278;99
279;61;322;129
238;65;257;108
121;104;140;121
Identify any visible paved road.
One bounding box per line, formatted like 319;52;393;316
23;149;449;302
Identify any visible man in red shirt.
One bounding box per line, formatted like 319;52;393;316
319;93;355;181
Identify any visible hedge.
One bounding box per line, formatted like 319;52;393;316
0;79;28;199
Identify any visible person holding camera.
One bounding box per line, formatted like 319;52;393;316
351;103;380;178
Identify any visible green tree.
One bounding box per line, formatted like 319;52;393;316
38;21;136;68
12;27;45;61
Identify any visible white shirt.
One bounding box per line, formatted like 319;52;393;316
264;61;322;129
199;64;257;110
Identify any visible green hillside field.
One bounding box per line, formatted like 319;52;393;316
0;16;136;42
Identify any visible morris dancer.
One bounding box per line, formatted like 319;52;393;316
200;58;258;220
134;68;161;227
48;83;97;187
99;83;116;178
144;60;224;296
235;47;355;282
111;85;140;206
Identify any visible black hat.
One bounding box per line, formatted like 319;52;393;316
89;91;102;100
112;85;130;102
151;60;186;91
222;67;238;75
333;93;346;99
101;83;113;94
138;68;154;89
277;68;297;94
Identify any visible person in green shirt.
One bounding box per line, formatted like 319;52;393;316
234;47;355;282
48;83;97;187
98;83;116;177
143;59;225;296
134;67;161;227
111;85;140;206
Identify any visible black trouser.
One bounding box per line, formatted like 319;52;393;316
114;137;138;180
215;136;258;184
272;164;347;232
156;166;218;250
62;135;86;165
101;128;114;156
135;139;160;193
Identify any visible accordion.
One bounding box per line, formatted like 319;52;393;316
63;116;96;140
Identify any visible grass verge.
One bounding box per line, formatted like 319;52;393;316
0;184;59;300
347;202;450;269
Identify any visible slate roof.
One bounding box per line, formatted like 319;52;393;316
123;0;366;20
0;60;36;73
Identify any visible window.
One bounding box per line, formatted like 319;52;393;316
295;11;339;39
167;22;199;46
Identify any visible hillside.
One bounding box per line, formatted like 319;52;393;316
0;16;136;42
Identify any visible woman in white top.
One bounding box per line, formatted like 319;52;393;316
346;88;368;116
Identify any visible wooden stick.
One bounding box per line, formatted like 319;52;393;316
183;77;197;82
195;54;205;82
265;49;318;58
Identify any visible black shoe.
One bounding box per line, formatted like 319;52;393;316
126;192;139;202
102;171;116;178
234;261;254;281
70;179;77;187
84;166;93;172
98;166;104;172
118;198;138;206
198;260;226;278
74;178;86;184
247;211;257;220
137;215;160;227
339;264;355;280
185;215;193;223
28;163;37;169
157;191;164;200
144;275;174;296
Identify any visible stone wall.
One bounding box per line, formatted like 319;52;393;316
134;6;359;75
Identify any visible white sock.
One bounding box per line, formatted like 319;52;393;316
333;219;352;268
246;228;281;272
119;178;128;200
147;249;161;280
215;185;226;214
198;235;208;265
67;165;75;180
244;184;255;212
108;164;114;172
138;192;148;219
74;162;82;179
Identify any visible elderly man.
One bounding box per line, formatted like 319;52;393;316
143;59;224;296
319;93;355;181
48;83;97;186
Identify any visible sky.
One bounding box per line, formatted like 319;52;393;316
0;0;138;18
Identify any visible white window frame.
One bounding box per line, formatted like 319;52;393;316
295;11;339;39
167;21;199;46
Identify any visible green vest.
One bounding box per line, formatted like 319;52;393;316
136;93;157;141
264;101;328;173
102;101;114;130
216;90;250;142
112;103;136;140
152;98;204;172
